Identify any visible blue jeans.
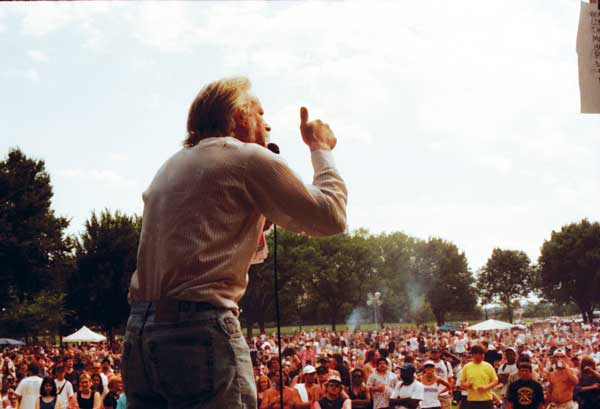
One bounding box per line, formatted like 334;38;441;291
122;302;257;409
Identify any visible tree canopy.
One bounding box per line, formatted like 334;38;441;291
0;148;71;305
478;248;535;322
241;230;478;331
67;209;141;339
538;219;600;323
411;238;477;325
1;146;598;337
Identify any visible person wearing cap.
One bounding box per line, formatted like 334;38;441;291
314;376;351;409
429;348;454;409
389;363;424;409
293;365;320;408
419;360;451;409
498;347;518;409
547;349;578;409
367;357;397;409
506;362;544;409
459;344;498;409
346;368;371;409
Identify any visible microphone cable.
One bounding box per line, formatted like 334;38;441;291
267;142;285;409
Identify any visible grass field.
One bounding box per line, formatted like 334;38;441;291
244;316;547;336
243;322;434;336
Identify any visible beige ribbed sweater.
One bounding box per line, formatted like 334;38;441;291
128;136;347;312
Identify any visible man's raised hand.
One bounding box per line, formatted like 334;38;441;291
299;106;337;152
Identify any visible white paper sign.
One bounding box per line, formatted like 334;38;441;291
577;1;600;113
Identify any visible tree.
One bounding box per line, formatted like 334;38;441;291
67;209;141;340
478;248;535;323
374;232;415;324
0;148;71;304
240;228;319;336
538;219;600;323
411;238;477;325
0;290;72;341
309;233;373;331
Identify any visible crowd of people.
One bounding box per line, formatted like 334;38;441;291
1;319;599;409
0;343;124;409
249;319;600;409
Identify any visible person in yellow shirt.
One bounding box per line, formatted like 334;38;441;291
460;344;498;409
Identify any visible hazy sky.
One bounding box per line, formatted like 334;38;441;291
1;1;598;272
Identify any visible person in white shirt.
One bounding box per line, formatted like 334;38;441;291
367;358;398;409
53;365;74;409
14;363;43;409
429;349;453;409
123;77;347;409
100;358;113;382
293;365;319;408
409;336;419;353
454;333;467;355
591;344;600;363
420;360;451;409
497;347;518;408
389;363;424;409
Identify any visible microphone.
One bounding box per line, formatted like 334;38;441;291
267;143;280;155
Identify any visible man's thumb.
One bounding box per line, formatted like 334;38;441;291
300;106;309;126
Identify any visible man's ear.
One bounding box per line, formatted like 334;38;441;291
233;108;249;128
230;110;249;141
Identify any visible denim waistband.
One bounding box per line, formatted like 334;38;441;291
130;300;222;314
129;300;233;323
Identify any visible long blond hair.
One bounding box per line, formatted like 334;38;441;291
256;374;272;392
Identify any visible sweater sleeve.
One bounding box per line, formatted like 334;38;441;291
244;146;347;236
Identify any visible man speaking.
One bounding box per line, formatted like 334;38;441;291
122;77;347;409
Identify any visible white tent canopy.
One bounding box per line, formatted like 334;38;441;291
466;319;515;331
63;326;106;343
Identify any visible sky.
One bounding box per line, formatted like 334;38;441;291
1;1;598;273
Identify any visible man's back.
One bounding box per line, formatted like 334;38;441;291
129;136;346;310
123;78;347;409
15;376;42;409
130;137;264;309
